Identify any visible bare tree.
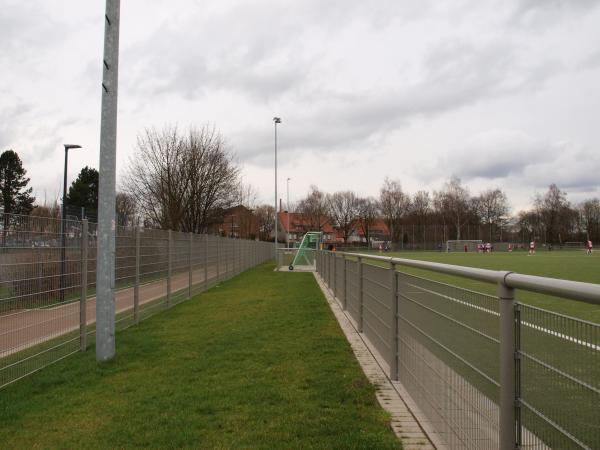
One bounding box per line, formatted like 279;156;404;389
123;125;239;233
409;190;431;243
234;181;258;209
433;176;471;240
379;178;410;244
255;204;275;241
535;184;577;244
475;188;509;242
356;197;379;247
297;185;328;231
327;191;359;244
579;198;600;242
123;126;189;230
182;126;239;233
115;192;137;227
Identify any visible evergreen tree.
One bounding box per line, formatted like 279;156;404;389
66;166;99;212
0;150;35;216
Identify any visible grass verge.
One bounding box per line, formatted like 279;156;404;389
0;262;400;449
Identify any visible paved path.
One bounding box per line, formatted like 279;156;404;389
0;263;227;358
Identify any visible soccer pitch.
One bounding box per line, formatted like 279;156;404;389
355;249;600;323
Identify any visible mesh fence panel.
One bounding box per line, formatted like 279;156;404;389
315;251;600;450
519;304;600;449
335;255;345;300
397;271;500;450
345;259;360;324
361;262;392;363
0;213;273;388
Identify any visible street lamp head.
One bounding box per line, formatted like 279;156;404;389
273;117;281;124
64;144;82;150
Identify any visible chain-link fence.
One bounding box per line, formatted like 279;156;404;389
316;251;600;450
0;213;273;388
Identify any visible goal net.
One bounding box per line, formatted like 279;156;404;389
446;240;482;252
562;241;585;250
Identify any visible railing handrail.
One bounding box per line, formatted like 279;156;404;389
324;250;600;306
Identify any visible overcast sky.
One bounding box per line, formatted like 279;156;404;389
2;0;600;213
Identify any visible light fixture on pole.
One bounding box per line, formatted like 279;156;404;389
273;117;281;256
60;144;82;302
286;177;290;248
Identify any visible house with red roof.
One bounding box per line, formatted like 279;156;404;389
277;212;337;245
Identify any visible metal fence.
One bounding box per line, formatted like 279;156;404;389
316;250;600;450
0;213;273;389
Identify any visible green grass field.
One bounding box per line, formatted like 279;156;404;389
0;262;401;449
353;249;600;323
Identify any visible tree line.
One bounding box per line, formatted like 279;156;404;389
286;177;600;245
2;126;600;245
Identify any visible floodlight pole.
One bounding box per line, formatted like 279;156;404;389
60;144;82;303
286;177;290;248
96;0;120;362
273;117;281;257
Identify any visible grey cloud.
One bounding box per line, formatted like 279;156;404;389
0;101;33;144
231;37;563;166
509;0;600;27
431;130;552;180
429;132;600;195
579;49;600;70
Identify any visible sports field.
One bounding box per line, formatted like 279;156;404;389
353;249;600;323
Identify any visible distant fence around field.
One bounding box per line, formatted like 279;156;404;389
0;213;274;388
317;250;600;450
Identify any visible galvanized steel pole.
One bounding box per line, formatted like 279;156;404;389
204;234;208;291
390;261;399;380
96;0;120;362
188;232;193;299
498;280;517;450
358;256;363;332
342;256;347;310
167;230;172;306
273;117;281;262
79;219;88;351
134;227;140;324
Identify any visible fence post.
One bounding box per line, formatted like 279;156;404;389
498;279;517;450
134;227;140;324
358;256;363;332
204;234;209;291
342;256;347;310
216;236;220;282
79;219;88;351
225;238;229;278
333;253;337;297
167;229;172;307
188;232;193;299
389;261;399;381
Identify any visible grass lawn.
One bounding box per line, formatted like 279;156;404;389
351;250;600;323
0;262;400;450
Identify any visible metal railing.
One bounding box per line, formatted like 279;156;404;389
316;250;600;450
0;213;274;389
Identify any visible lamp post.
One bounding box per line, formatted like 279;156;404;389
286;177;290;248
60;144;82;302
273;117;281;254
